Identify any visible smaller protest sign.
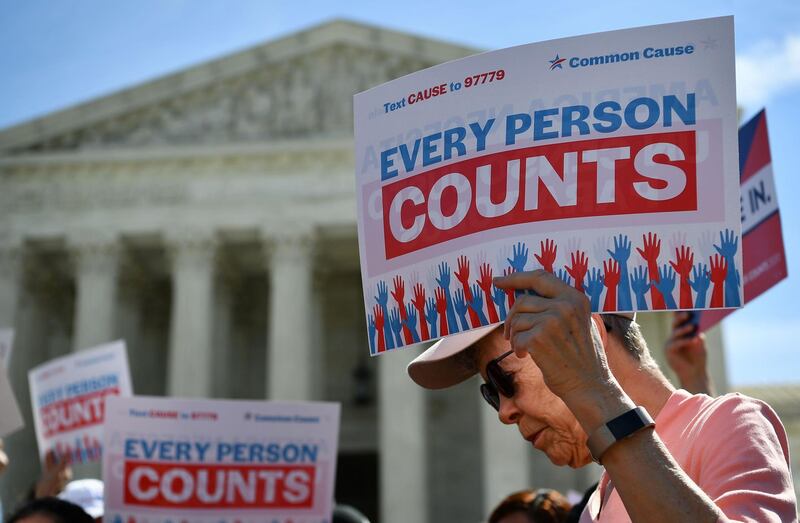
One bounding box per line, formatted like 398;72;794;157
0;328;14;368
0;364;24;437
103;396;340;523
699;109;787;331
28;340;132;463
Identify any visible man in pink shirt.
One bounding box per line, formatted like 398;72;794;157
407;270;797;522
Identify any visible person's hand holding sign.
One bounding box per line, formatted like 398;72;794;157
493;270;633;431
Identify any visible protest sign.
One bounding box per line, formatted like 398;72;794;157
354;17;743;353
699;109;787;331
103;396;340;523
0;363;24;437
28;340;132;463
0;328;13;369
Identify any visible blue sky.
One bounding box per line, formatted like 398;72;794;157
1;0;798;385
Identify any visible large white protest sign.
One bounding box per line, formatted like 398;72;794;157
354;17;743;353
28;340;132;463
0;328;14;369
103;396;340;523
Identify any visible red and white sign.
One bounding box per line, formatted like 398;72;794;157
28;340;132;463
355;17;743;353
700;109;787;331
103;396;340;523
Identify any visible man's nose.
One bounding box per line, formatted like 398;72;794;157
497;394;520;425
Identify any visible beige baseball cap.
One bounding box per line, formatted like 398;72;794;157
407;312;635;390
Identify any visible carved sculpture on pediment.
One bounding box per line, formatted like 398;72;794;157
16;45;439;153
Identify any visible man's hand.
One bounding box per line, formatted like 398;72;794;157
664;312;713;395
494;270;630;430
35;450;72;498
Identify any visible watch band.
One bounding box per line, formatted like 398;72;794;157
586;406;655;463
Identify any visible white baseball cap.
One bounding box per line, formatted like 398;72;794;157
59;479;103;518
407;313;635;390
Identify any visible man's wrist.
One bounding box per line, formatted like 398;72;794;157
564;380;636;436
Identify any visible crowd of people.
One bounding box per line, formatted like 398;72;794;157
0;299;796;521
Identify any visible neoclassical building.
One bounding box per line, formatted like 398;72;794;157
0;20;730;522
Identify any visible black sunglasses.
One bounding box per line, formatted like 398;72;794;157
479;350;515;410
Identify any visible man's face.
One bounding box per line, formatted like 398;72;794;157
476;329;592;468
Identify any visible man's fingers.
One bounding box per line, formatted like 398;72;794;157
493;269;567;299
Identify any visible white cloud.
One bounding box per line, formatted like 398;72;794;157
736;34;800;109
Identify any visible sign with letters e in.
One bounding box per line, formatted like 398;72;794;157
28;340;132;463
103;396;340;523
354;16;743;353
700;109;787;331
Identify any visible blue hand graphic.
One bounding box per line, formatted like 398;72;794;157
389;307;403;347
492;286;507;321
435;261;451;290
556;268;572;287
425;297;439;339
403;303;421;343
652;265;677;309
714;229;741;307
468;283;489;325
375;281;394;349
629;265;649;310
689;263;710;308
584;267;605;311
367;314;376;354
607;234;632;311
453;289;471;331
507;242;529;273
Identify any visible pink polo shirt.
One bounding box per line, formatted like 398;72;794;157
581;389;797;522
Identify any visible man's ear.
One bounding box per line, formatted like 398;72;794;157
590;314;608;348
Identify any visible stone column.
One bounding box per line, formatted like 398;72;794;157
480;400;530;515
70;237;120;351
166;233;216;397
0;244;22;332
704;325;729;393
379;348;428;523
265;231;314;400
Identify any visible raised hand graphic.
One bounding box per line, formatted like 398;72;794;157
403;303;421;343
388;307;403;348
468;283;489;326
709;254;728;308
391;275;413;344
714;229;740;307
452;289;471;331
435;287;449;336
607;234;632;311
652;265;677;309
367;314;377;354
630;265;649;310
372;304;386;353
411;283;429;340
477;263;499;324
556;268;572;287
435;262;459;334
455;255;481;328
565;250;588;292
669;246;695;309
636;232;665;309
689;263;710;308
534;238;557;273
492;285;507;320
503;267;516;308
375;281;394;349
507;242;529;273
603;259;620;312
425;297;438;339
585;267;605;311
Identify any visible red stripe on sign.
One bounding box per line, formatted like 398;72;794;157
382;131;697;259
40;387;120;437
741;114;772;184
124;461;316;509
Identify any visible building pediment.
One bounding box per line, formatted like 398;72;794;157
0;20;476;154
